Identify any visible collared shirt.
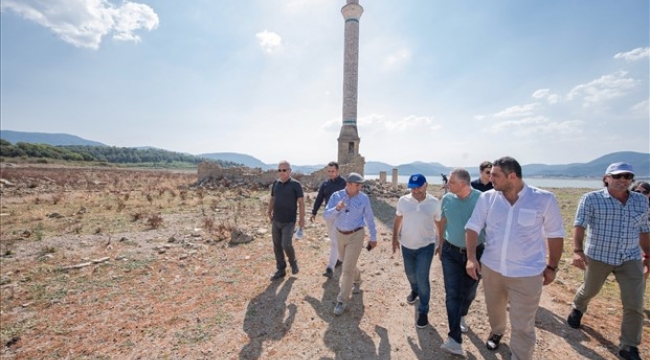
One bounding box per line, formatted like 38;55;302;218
323;189;377;241
465;183;565;277
470;179;493;192
311;176;346;215
441;188;485;248
271;178;304;223
396;193;441;250
574;189;650;265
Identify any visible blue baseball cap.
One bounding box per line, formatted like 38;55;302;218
605;162;634;175
407;174;427;188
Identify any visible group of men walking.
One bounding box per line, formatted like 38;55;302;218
266;157;649;360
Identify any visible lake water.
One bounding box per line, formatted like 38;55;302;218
364;175;605;189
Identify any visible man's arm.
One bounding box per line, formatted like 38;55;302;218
465;229;480;280
543;237;563;285
392;215;403;254
310;183;326;221
267;196;274;222
436;217;446;259
571;226;587;270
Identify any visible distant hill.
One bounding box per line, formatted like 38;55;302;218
523;151;649;178
200;152;272;170
0;130;106;147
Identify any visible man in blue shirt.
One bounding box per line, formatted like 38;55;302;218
324;172;377;316
567;162;650;360
310;161;346;278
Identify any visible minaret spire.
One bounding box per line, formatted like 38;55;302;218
337;0;365;173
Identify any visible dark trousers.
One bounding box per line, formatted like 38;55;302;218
441;241;484;343
272;220;297;270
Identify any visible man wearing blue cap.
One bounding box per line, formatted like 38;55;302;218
392;174;441;328
567;162;650;360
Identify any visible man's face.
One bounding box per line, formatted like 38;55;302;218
327;165;339;180
345;182;362;196
410;183;428;198
490;166;511;192
277;163;291;182
605;172;634;192
447;174;463;195
480;167;492;182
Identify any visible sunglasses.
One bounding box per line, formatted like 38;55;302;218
483;170;491;174
610;173;634;180
277;169;289;172
634;189;650;195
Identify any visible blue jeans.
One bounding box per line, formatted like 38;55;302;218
272;221;296;270
402;243;434;314
441;241;484;343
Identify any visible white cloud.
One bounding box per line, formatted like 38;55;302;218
359;114;440;132
566;71;638;107
256;30;283;53
0;0;159;49
487;116;584;136
631;99;649;116
382;48;412;70
493;103;540;118
532;88;560;104
613;47;650;62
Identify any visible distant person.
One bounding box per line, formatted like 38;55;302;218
437;168;485;356
310;161;346;278
631;181;650;204
392;174;441;329
567;162;649;360
324;173;378;316
267;160;305;280
465;156;565;360
441;173;449;193
470;161;493;192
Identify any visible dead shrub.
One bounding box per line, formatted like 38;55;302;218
147;214;163;229
202;217;215;232
131;212;144;222
123;192;130;201
51;193;65;205
179;190;188;201
116;199;126;212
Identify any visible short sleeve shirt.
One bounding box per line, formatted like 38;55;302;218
271;178;304;223
396;193;442;250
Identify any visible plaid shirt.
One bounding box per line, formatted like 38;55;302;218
574;189;650;265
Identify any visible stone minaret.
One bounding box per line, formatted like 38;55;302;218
337;0;365;174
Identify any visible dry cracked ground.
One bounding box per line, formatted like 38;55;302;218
0;164;648;359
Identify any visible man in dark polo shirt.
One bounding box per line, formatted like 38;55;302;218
267;160;306;280
310;161;347;278
470;161;493;192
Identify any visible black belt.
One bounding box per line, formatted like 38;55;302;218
446;241;484;254
338;227;363;235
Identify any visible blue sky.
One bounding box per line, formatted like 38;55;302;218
1;0;648;167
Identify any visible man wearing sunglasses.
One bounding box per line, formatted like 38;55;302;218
267;160;305;280
470;161;493;192
567;162;650;360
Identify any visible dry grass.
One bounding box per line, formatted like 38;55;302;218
0;164;646;359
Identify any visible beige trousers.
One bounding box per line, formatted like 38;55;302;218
482;264;543;360
336;228;364;304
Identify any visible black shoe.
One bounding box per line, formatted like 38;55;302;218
323;267;334;278
406;291;418;305
619;346;641;360
416;313;428;328
567;309;583;329
486;333;503;351
335;260;343;268
291;261;299;275
270;270;286;280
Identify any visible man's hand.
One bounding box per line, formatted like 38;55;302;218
309;214;316;223
298;218;305;229
542;267;557;285
571;252;588;270
367;241;377;251
392;237;399;254
466;258;481;280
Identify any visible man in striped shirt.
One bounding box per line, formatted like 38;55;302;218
324;172;377;316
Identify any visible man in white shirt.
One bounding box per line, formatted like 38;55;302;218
392;174;442;329
465;156;565;360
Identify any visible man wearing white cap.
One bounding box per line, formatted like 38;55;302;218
567;162;650;360
392;174;441;329
324;172;378;316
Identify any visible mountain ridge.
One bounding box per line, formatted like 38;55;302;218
1;130;647;177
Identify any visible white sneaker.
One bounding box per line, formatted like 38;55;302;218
460;316;469;333
333;302;346;316
352;283;361;294
440;337;466;357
